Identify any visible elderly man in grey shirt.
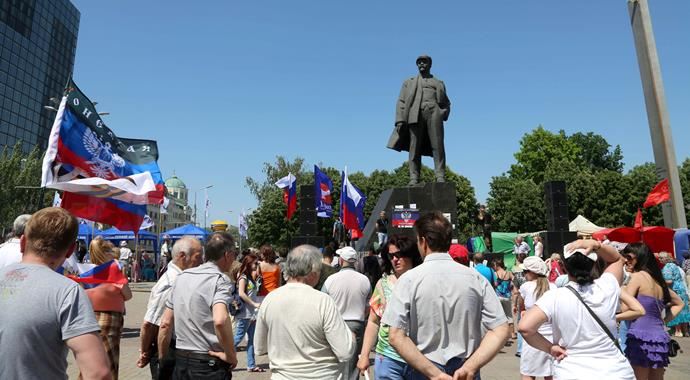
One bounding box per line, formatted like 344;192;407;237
382;211;510;380
158;233;238;379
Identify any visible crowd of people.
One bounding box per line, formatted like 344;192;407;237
1;208;690;380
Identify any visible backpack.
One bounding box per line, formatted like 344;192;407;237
228;281;244;316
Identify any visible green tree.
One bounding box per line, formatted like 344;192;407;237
245;157;478;248
245;156;307;248
490;126;631;232
509;126;580;183
679;159;690;226
487;175;544;232
625;163;664;227
568;132;624;173
0;143;49;232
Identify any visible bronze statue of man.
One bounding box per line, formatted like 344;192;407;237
387;55;451;185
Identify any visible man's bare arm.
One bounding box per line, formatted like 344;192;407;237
157;308;174;360
66;332;112;380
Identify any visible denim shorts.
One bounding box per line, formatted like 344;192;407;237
374;353;406;380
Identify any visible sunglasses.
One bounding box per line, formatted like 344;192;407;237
389;252;404;260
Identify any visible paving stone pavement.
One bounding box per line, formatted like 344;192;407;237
67;283;690;379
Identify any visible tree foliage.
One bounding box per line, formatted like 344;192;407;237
0;143;50;233
245;157;478;249
489;126;686;232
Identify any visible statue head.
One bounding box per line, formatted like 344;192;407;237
416;55;432;74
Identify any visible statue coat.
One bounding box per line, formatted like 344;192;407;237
387;75;451;157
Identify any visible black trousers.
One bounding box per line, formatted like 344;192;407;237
173;351;231;380
149;345;175;380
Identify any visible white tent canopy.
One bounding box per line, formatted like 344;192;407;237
569;215;605;236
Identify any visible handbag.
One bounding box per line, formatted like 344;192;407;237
668;339;681;357
565;286;623;354
228;278;245;316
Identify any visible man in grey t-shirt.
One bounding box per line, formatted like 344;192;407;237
382;211;510;380
158;232;238;379
0;207;110;380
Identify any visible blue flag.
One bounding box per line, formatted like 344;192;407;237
314;165;333;218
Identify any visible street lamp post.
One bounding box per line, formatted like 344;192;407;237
193;185;213;228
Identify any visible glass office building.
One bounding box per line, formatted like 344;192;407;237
0;0;79;153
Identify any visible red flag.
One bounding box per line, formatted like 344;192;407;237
643;179;670;208
634;208;643;229
275;174;297;219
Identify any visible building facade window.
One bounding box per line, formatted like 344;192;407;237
0;0;79;153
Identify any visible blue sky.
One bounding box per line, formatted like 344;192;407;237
71;0;690;225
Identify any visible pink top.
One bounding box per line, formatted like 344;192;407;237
86;284;126;313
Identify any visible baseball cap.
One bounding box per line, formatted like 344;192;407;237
522;256;548;276
563;246;597;262
336;246;357;262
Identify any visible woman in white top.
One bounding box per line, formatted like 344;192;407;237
518;256;556;380
519;239;635;380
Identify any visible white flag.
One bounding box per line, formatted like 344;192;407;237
52;191;62;207
204;189;211;219
160;197;170;214
140;214;155;230
239;211;248;238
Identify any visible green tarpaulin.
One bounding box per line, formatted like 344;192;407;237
490;232;534;270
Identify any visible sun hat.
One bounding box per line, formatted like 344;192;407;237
522;256;548;276
336;246;357;262
563;246;597;262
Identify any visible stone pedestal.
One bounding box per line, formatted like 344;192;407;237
356;182;457;251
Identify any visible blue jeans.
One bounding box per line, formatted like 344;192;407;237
377;232;388;248
403;357;480;380
374;353;406;380
516;310;523;355
619;320;629;352
233;318;256;369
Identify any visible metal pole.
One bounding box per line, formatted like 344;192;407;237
627;0;687;228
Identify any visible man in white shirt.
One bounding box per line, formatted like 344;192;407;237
513;236;530;256
137;236;203;379
322;246;371;380
0;214;31;269
255;245;356;380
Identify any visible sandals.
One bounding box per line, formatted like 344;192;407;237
248;367;266;372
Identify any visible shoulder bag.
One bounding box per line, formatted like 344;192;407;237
565;285;623;354
229;275;245;316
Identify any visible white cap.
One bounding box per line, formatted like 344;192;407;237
119;240;128;247
522;256;548;276
563;247;597;262
336;246;357;262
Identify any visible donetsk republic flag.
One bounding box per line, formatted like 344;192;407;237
41;79;165;231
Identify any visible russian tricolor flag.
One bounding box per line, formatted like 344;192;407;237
64;259;128;286
340;168;367;235
275;173;297;219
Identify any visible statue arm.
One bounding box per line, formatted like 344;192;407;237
395;81;409;126
439;81;451;121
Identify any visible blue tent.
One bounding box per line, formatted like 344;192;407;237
162;224;209;240
674;229;690;265
97;227;159;252
77;223;100;243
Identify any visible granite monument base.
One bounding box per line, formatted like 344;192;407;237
356;182;457;251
